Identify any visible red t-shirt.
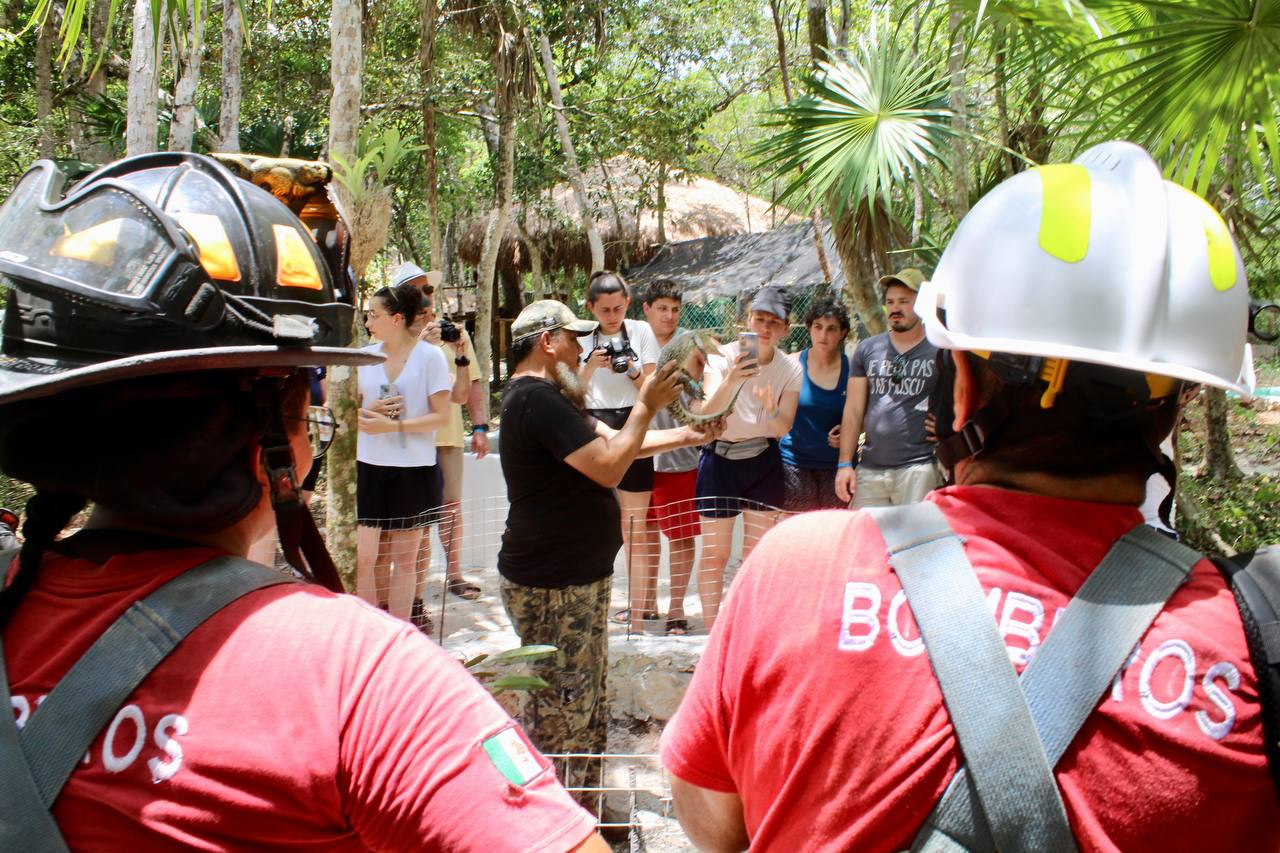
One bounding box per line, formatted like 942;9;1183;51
661;486;1280;852
4;545;595;852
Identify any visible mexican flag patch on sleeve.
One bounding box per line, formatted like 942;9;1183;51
482;724;546;786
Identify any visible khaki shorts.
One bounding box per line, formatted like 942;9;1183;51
437;445;464;504
851;461;943;508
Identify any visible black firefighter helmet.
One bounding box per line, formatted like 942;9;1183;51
0;151;375;405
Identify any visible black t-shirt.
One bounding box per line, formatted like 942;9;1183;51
497;377;622;588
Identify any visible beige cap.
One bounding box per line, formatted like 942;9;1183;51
878;267;927;297
511;300;598;342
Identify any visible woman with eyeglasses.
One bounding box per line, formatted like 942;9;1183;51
356;281;462;624
779;298;852;512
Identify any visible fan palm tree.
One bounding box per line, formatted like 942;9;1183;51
755;29;956;332
1062;0;1280;483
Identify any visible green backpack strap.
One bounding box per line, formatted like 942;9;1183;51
1211;546;1280;802
0;556;295;851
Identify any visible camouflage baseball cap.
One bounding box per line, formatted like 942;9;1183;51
511;300;598;342
878;267;927;299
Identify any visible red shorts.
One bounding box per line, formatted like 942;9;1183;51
647;469;701;540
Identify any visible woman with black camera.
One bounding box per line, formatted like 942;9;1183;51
356;281;455;622
578;271;663;630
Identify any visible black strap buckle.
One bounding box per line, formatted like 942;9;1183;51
260;444;300;507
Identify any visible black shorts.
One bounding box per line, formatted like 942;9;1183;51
695;440;784;518
587;406;655;493
357;461;443;530
782;463;843;512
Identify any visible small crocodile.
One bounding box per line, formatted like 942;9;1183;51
657;330;745;426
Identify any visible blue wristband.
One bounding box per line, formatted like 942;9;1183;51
837;461;854;469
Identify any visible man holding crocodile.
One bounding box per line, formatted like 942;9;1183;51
495;299;721;799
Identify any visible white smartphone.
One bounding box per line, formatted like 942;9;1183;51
738;332;760;361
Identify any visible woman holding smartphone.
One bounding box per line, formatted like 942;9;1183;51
357;281;454;621
693;286;802;630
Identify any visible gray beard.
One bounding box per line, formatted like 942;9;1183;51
552;361;588;410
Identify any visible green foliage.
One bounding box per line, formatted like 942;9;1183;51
755;33;954;216
1067;0;1280;195
1180;473;1280;554
331;124;424;202
463;644;556;693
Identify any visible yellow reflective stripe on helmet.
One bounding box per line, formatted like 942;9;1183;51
272;224;323;290
177;213;241;282
52;219;122;266
1035;164;1091;264
1167;184;1237;292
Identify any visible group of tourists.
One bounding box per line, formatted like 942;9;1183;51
1;139;1276;851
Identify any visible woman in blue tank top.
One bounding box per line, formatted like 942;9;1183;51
780;298;851;511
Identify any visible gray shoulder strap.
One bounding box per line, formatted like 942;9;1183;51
0;556;294;851
869;502;1076;853
870;505;1201;853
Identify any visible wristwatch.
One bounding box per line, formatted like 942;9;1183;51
455;355;470;367
472;424;488;433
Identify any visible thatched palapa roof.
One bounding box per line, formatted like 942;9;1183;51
456;157;797;279
625;220;843;304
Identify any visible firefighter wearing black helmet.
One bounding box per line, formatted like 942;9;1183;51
0;153;607;852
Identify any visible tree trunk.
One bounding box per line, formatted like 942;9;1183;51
126;0;162;156
326;0;364;591
806;0;829;66
35;15;55;158
539;31;604;273
79;0;113;161
788;0;834;286
656;161;667;245
218;0;243;151
1202;387;1242;481
514;210;544;297
420;0;441;264
831;202;885;335
475;106;515;384
946;10;969;217
168;0;208;152
328;0;362;167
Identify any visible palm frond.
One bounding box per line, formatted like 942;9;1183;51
1066;0;1280;193
753;32;954;218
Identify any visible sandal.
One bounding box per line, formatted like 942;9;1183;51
612;608;660;625
447;579;482;600
665;618;690;636
410;597;435;635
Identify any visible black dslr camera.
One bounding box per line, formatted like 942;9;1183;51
598;337;638;373
438;318;462;344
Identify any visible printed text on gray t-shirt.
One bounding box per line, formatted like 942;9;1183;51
849;334;939;469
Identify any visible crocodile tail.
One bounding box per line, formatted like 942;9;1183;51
667;382;744;426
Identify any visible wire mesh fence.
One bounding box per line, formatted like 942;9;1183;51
630;285;836;355
318;495;802;643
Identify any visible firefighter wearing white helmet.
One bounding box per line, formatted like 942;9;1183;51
660;141;1279;851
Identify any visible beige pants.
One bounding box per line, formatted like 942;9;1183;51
851;461;943;508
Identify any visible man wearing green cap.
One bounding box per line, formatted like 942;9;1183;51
834;268;943;507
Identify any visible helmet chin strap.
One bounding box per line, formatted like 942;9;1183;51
255;379;344;593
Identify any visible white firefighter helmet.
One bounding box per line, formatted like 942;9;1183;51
916;140;1255;397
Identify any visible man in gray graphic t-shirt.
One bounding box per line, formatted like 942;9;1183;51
835;268;943;507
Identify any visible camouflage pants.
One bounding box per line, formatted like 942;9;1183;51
500;575;609;805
